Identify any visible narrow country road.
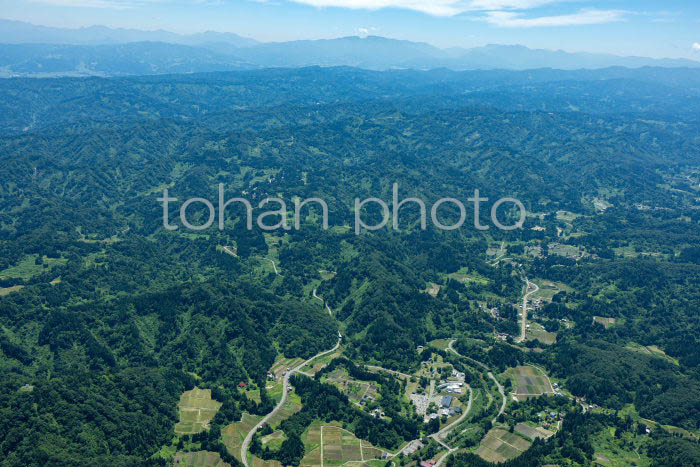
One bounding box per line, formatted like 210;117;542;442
447;339;506;423
240;333;342;466
516;278;539;343
262;257;279;275
430;384;474;467
312;288;333;316
365;365;412;379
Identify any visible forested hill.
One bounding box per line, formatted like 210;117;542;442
1;66;699;465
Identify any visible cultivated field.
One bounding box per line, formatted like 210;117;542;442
300;349;343;375
270;356;305;379
221;413;262;462
174;450;231;467
265;391;302;428
325;369;379;404
525;322;557;345
476;428;532;463
593;316;618;329
515;423;555;441
301;424;387;466
507;366;554;401
174;388;222;435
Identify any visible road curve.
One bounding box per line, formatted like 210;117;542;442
516;278;539;343
240;334;342;466
447;340;506;423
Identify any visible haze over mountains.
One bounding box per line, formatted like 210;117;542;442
1;18;699;77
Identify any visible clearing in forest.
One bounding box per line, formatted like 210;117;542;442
301;423;387;466
173;450;230;467
476;428;532;464
506;366;554;401
221;413;262;462
174;388;222;435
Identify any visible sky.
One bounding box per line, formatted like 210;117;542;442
1;0;699;58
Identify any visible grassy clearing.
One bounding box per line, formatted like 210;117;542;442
593;316;619;329
590;426;651;467
0;285;24;296
625;342;679;365
448;267;490;285
525;322;556;345
173;450;231;467
174;388;222;435
428;339;451;351
0;254;67;280
300;349;343;375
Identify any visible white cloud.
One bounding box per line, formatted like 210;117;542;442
482;8;626;27
34;0;163;8
287;0;565;17
693;42;700;51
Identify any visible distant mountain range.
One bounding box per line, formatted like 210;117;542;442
1;19;698;77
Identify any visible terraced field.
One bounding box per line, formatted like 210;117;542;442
174;451;231;467
476;428;532;463
222;413;263;462
174;388;222;435
301;424;388;467
506;366;554;401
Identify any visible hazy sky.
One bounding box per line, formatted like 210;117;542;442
1;0;699;58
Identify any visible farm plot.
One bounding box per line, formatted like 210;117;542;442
301;424;387;467
221;413;262;462
476;428;532;463
525;322;557;345
270;357;305;379
515;423;555;441
174;388;222;435
593;316;618;329
507;366;554;401
174;450;230;467
266;391;302;429
301;349;343;375
324;369;379;404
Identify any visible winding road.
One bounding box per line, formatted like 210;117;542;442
312;288;333;316
447;339;506;423
516;278;539;344
240;333;342;466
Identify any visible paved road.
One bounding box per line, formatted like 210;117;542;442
240;333;342;466
516;278;539;343
429;384;474;467
447;339;506;423
222;246;238;257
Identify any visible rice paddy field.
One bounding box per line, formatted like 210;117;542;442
174;388;223;435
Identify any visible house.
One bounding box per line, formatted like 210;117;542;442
441;395;454;408
238;382;247;388
420;461;435;467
